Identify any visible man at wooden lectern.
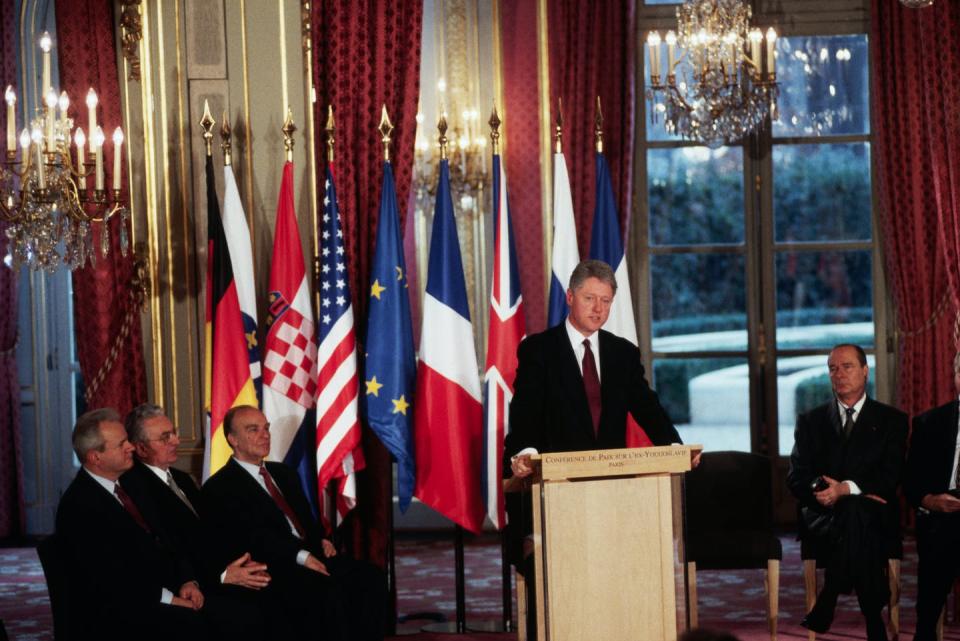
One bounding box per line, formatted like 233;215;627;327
503;259;685;633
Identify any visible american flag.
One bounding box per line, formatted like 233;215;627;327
315;167;364;526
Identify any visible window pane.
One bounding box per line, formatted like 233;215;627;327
651;253;747;351
776;355;875;455
773;143;871;243
648;146;744;245
773;35;870;137
654;357;751;452
775;250;874;349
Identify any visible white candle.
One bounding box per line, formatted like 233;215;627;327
44;90;57;151
86;89;98;153
74;128;86;189
112;127;123;191
58;92;69;127
39;32;52;96
647;31;661;80
19;129;29;163
765;28;778;76
93;127;105;191
31;127;45;189
665;31;677;76
749;29;763;69
4;86;14;153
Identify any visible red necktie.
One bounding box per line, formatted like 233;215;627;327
582;339;601;437
114;482;151;533
259;466;307;539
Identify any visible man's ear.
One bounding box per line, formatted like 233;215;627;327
133;441;148;459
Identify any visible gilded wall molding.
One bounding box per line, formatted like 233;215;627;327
118;0;142;82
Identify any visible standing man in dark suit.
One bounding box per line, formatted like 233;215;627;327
55;408;207;641
904;352;960;641
201;404;386;641
504;259;682;476
503;259;687;634
787;344;908;641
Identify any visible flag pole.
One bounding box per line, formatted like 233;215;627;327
377;105;399;636
595;95;604;154
322;106;339;537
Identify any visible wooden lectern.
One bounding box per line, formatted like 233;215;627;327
525;445;701;641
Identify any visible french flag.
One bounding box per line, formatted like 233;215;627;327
483;152;525;530
413;158;485;534
590;151;638;345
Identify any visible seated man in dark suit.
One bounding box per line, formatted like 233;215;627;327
55;408;206;641
201;404;386;641
904;352;960;641
121;403;271;640
787;344;908;641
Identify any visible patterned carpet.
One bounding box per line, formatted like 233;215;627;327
1;534;958;640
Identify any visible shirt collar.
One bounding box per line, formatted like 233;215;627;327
84;467;119;495
142;461;170;483
233;457;264;479
565;318;599;354
838;394;867;414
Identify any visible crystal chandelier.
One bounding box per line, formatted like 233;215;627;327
645;0;779;148
1;31;128;272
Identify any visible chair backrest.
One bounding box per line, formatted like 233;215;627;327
36;534;73;641
684;451;781;569
685;450;774;533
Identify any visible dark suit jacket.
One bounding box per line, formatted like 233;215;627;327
503;324;680;469
55;469;195;632
787;397;908;544
201;458;325;579
121;462;212;582
905;399;959;509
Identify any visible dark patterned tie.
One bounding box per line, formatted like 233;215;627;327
843;406;856;437
260;465;307;539
114;482;151;533
582;339;601;437
166;470;198;517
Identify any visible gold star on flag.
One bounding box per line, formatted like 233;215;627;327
391;394;409;415
365;376;383;397
371;279;386;300
245;331;258;350
395;266;404;281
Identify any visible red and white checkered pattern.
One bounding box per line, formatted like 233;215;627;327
263;308;317;407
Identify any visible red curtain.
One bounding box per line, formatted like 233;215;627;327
310;0;423;565
548;0;636;259
55;0;146;416
0;0;23;539
872;1;960;416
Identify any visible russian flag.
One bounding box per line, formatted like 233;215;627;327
547;150;579;327
589;152;638;345
413;158;485;534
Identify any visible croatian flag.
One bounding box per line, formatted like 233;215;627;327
261;161;320;515
589;152;638;345
483;153;525;530
547;150;579;327
413;158;485;534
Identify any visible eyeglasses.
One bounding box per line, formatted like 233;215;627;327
143;429;179;444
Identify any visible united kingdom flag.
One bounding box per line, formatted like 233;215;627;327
315;167;364;525
483;150;525;529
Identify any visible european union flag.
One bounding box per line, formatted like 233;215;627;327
363;161;416;512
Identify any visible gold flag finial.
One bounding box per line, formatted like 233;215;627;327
199;99;215;156
438;109;448;161
325;106;335;163
594;96;604;154
282;108;296;162
488;105;502;155
378;105;394;162
220;111;233;166
555;97;564;154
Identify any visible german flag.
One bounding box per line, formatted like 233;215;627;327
203;151;258;479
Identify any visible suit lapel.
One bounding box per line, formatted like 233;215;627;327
827;399;844;439
555;325;596;443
